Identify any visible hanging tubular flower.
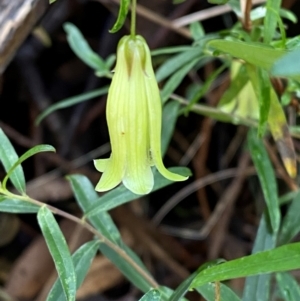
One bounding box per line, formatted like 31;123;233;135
94;35;188;195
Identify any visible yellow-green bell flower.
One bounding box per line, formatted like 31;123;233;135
94;35;188;195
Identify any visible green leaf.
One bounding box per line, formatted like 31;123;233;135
276;272;300;301
0;198;39;213
196;283;241;301
99;243;153;292
67;174;121;244
279;8;297;23
257;68;271;136
242;214;277;301
264;0;281;43
2;145;55;190
37;206;76;301
170;274;195;301
47;240;100;301
170;260;224;301
247;129;280;233
36;87;109;125
190;22;205;41
279;191;300;245
139;289;161;301
109;0;130;33
279;190;300;206
63;23;106;71
0;128;26;193
84;167;191;218
185;63;227;114
151;46;192;56
156;47;202;82
271;49;300;79
161;58;199;104
161;101;180;156
67;175;154;292
208;40;286;70
190;242;300;288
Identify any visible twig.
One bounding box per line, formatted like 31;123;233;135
220;126;247;168
152;166;256;225
0;121;35;148
204;154;249;255
113;207;190;279
242;0;252;32
192;118;214;221
172;0;266;28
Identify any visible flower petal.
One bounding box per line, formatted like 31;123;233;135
122;41;154;195
95;155;123;192
95;39;129;192
94;159;109;172
141;36;188;182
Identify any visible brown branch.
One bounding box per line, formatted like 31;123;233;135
243;0;253;32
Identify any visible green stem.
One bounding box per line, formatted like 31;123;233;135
130;0;137;37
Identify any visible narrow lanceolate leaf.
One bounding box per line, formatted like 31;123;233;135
268;87;297;178
36;87;109;125
2;145;55;190
279;191;300;245
196;282;241;301
190;242;300;288
264;0;282;44
247;129;280;233
276;272;300;301
67;175;154;292
271;49;300;79
257;69;271;136
64;23;106;71
156;47;203;82
37;206;76;301
190;22;205;41
67;174;121;244
47;240;100;301
170;260;225;301
242;214;277;301
0;128;26;193
208;40;286;71
0;198;39;213
161;101;180;156
161;58;199;104
139;289;161;301
109;0;130;33
186;63;227;114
